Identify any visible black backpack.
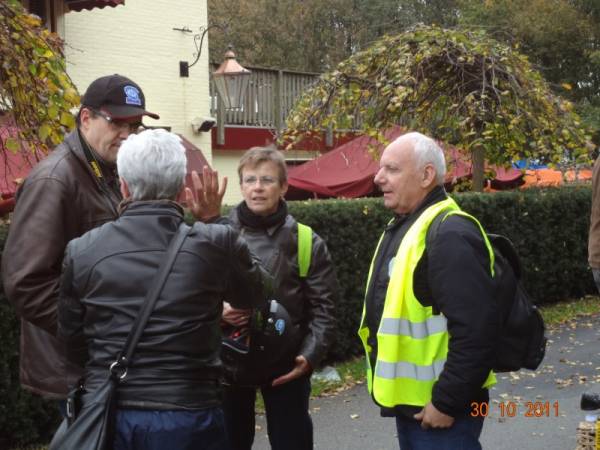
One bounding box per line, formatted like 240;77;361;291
427;210;547;373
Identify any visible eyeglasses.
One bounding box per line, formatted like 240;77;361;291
92;109;143;133
242;175;277;187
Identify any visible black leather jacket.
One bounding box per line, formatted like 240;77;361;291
228;207;338;376
57;201;272;409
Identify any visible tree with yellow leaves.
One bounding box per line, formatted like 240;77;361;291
283;25;594;191
0;0;79;158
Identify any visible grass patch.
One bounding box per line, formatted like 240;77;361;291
540;295;600;326
311;355;366;398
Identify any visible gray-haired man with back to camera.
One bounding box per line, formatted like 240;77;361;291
57;129;272;449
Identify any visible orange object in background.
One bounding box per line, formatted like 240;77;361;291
521;168;592;188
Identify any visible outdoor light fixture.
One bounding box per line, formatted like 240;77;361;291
177;25;251;111
212;47;251;110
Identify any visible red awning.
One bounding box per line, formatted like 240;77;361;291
177;135;211;205
286;127;403;199
0;122;45;215
286;126;523;200
0;125;44;199
65;0;124;12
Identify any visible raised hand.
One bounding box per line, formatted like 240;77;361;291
184;166;228;222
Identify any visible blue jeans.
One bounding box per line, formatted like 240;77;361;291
395;415;484;450
223;376;313;450
113;407;229;450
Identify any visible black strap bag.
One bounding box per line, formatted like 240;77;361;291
49;224;191;450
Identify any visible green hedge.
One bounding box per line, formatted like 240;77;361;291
0;186;595;446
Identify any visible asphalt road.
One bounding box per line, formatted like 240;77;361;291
253;313;600;449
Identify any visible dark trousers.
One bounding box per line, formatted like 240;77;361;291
592;268;600;294
223;376;313;450
113;407;229;450
57;400;67;418
395;415;484;450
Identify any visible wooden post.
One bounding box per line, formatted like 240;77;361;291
325;103;333;148
217;94;225;146
472;145;485;192
274;70;283;134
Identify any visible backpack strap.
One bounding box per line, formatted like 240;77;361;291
426;209;495;277
297;222;313;278
425;209;452;253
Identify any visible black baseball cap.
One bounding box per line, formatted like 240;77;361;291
81;74;159;120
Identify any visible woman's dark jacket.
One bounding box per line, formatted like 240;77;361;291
57;201;272;410
364;187;498;418
227;204;338;378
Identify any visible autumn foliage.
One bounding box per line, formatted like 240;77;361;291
283;26;594;189
0;0;79;157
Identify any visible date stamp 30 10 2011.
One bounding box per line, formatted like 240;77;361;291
470;401;560;418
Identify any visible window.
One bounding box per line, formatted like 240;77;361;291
21;0;56;32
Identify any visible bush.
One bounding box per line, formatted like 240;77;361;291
0;186;595;446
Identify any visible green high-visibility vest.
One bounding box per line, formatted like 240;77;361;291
358;197;496;408
297;222;312;278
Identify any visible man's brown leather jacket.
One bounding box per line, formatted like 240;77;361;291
2;130;120;398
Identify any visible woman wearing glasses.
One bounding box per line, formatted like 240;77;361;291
209;146;338;450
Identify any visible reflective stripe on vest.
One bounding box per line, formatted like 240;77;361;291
358;197;496;408
376;359;446;381
379;315;447;338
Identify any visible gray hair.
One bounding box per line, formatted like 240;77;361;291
117;129;187;201
400;132;446;185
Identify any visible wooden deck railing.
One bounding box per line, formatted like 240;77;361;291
210;64;319;144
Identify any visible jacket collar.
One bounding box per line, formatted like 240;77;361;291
64;130;93;174
387;185;448;231
229;206;289;236
119;199;184;218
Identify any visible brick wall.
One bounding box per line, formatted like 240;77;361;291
212;150;244;206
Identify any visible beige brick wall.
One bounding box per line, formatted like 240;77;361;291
212;150;244;206
64;0;212;161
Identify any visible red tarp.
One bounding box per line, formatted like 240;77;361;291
65;0;124;12
286;126;523;200
0;127;210;215
177;135;211;205
0;124;45;200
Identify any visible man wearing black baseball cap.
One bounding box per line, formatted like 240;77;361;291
3;74;159;407
78;74;159;165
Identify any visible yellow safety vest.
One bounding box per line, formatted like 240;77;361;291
358;197;496;408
